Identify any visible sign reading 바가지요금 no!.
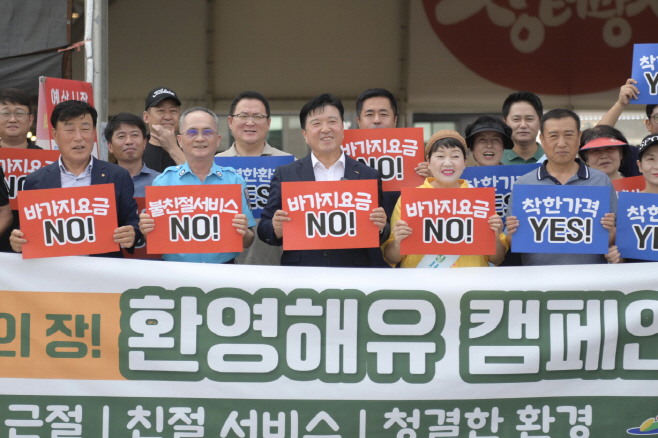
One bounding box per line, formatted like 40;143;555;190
17;184;118;259
341;128;425;191
399;187;496;256
281;179;380;251
0;148;61;209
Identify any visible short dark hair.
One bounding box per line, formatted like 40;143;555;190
104;113;147;143
540;108;580;134
299;93;344;129
0;88;32;113
647;104;657;119
229;91;270;118
502;91;543;119
427;137;466;160
578;124;630;165
356;88;398;119
51;100;98;129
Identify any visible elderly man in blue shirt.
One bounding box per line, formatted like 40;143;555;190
139;107;256;264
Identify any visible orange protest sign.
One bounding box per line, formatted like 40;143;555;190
341;127;425;191
400;187;496;256
0;149;60;209
121;197;162;260
612;175;645;194
17;184;118;259
145;185;243;254
282;180;379;251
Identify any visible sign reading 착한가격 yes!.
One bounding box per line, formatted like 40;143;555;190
282;179;380;251
511;185;610;254
631;43;658;104
144;184;244;254
617;191;658;261
17;184;118;259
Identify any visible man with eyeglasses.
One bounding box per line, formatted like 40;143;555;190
216;91;290;158
0;88;40;150
0;89;40;252
142;87;185;172
139;107;256;264
215;91;291;265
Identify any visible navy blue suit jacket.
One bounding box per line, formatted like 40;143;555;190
258;153;389;267
24;157;141;257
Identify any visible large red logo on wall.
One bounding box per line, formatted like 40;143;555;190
423;1;658;95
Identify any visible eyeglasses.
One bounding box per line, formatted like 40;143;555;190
183;129;217;139
650;115;658;124
0;110;29;121
231;113;268;123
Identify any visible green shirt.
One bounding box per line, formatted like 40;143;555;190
502;143;545;165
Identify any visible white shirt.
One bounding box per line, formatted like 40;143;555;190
311;152;345;182
59;157;93;188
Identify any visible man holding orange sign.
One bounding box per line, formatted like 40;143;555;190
139;107;255;264
258;94;388;267
9;100;140;257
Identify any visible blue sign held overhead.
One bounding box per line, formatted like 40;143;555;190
510;185;610;255
214;155;294;219
617;192;658;262
461;163;540;221
631;43;658;105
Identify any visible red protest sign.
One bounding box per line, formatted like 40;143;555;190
0;149;60;209
37;77;97;156
17;184;118;259
399;187;496;256
121;197;162;260
282;179;379;251
613;175;645;194
341;127;425;191
145;185;243;254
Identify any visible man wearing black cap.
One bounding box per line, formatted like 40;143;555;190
142;87;185;172
464;116;514;166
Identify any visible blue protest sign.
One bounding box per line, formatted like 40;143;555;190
631;43;658;105
461;163;540;221
617;192;658;261
214;155;295;219
510;185;610;254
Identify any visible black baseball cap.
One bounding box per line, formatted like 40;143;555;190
145;87;181;110
464;116;514;150
639;134;658;160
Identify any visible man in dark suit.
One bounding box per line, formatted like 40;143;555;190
10;100;140;257
258;93;389;267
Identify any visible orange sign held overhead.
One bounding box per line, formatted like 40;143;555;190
0;148;60;209
17;184;119;259
400;187;496;256
282;179;380;251
144;185;243;254
341;128;425;191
